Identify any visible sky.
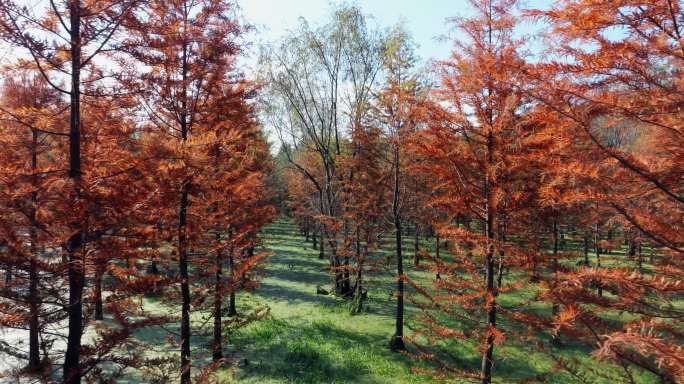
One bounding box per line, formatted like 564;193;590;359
0;0;553;68
240;0;456;64
240;0;553;66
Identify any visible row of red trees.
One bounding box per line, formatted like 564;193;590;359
278;1;683;383
0;1;274;383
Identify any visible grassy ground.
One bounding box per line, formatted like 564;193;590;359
105;218;664;383
221;219;438;384
213;218;661;384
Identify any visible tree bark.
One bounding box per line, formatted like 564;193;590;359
227;246;237;317
178;184;191;384
390;146;405;351
63;1;84;382
413;223;420;266
583;233;590;267
480;129;496;384
27;128;40;370
212;234;223;361
312;222;318;250
594;223;602;297
94;264;104;321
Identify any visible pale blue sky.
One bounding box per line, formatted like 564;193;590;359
240;0;553;64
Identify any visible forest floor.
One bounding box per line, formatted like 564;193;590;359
213;218;660;384
0;218;663;383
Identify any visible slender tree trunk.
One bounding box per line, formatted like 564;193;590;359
304;218;310;242
390;146;405;351
312;222;318;250
94;264;104;320
435;233;441;280
351;228;364;314
63;2;84;382
594;223;602;297
212;233;223;361
480;128;497;384
413;223;420;266
319;228;324;260
551;219;562;346
178;9;192;382
583;233;590;267
27;129;40;370
227;246;237;317
179;184;191;383
28;248;40;370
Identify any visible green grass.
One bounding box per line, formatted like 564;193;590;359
113;218;663;383
211;218;661;383
221;219;439;383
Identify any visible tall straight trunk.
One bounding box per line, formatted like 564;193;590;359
212;233;223;361
413;223;420;266
351;227;364;314
551;219;561;346
28;129;40;370
312;222;318;250
594;223;602;297
390;146;405;351
64;2;84;382
583;233;590;267
435;233;441;280
480;118;496;383
227;245;237;317
341;220;351;295
94;264;104;320
318;228;324;260
178;184;191;383
178;8;192;382
390;216;405;351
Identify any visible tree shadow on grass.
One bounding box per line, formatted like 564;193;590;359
234;318;416;383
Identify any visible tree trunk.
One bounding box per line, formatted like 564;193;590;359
435;233;441;280
212;234;223;361
583;233;590;267
390;216;405;351
413;223;420;266
594;223;602;297
27;129;40;371
178;11;192;382
551;219;561;346
179;184;191;384
227;247;237;317
94;264;104;321
390;146;405;351
312;223;318;250
63;2;84;382
480;129;496;384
